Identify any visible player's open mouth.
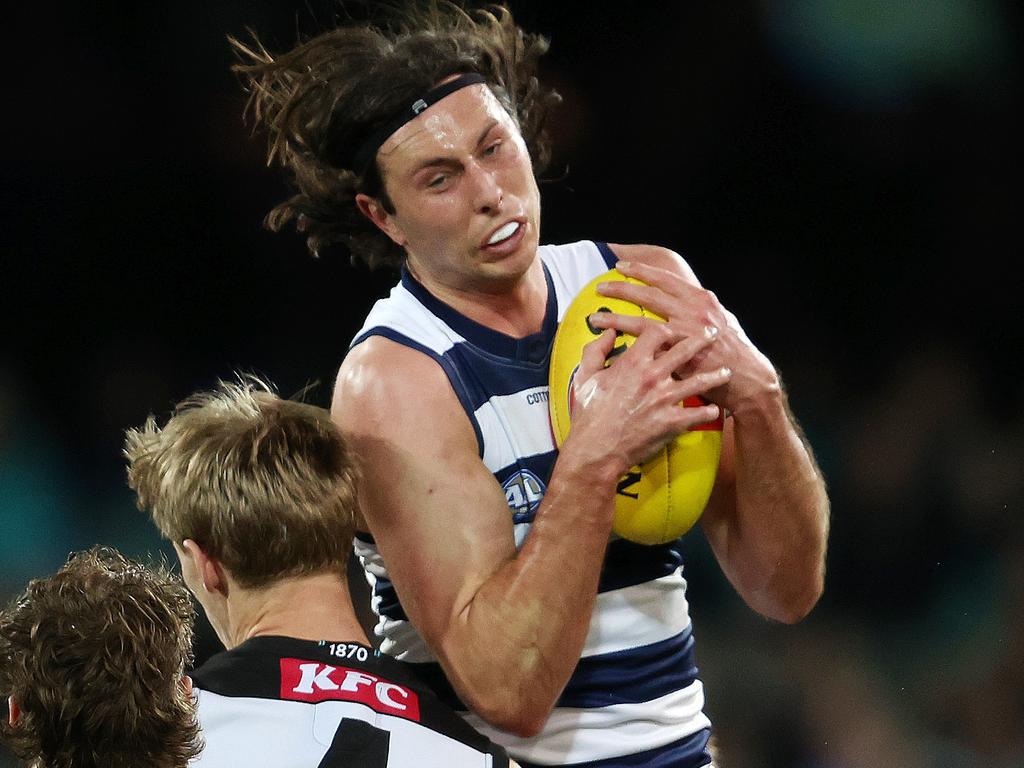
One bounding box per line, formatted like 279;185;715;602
482;220;525;252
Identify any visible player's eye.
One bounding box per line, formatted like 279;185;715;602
483;141;501;157
427;173;448;188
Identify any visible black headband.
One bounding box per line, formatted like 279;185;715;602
352;72;487;178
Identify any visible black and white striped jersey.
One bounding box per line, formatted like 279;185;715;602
189;636;511;767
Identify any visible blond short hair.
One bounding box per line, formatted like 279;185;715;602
0;546;200;768
125;378;358;589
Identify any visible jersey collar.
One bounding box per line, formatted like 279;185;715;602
400;262;558;365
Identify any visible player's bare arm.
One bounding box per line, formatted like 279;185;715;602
591;243;830;623
333;325;726;736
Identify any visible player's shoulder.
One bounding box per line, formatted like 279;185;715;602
338;334;448;394
193;637;397;698
336;335;450;407
332;335;471;444
189;640;281;699
604;242;701;285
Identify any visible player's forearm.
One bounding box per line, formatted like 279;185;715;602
437;457;618;736
711;387;829;623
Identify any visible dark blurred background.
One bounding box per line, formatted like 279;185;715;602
2;1;1021;766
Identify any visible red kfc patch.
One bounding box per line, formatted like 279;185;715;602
279;659;421;722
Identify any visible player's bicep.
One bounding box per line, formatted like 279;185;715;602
332;340;517;645
355;428;515;639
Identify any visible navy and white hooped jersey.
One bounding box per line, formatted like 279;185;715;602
351;240;713;768
189;636;510;767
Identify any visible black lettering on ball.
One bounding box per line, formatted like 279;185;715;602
617;470;641;500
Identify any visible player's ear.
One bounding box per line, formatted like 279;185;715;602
8;695;19;727
180;539;226;597
181;675;193;697
355;193;407;248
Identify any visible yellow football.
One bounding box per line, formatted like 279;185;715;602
549;269;723;545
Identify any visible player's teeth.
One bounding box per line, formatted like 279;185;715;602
487;222;519;245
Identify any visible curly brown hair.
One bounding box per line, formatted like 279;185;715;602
231;0;560;270
0;546;200;768
124;377;360;590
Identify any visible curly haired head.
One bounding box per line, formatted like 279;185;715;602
0;546;200;768
230;0;560;269
124;376;360;590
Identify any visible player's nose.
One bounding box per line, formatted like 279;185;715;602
468;160;503;214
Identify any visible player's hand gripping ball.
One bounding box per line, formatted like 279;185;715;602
549;269;724;545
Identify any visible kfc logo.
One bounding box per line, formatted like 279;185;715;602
280;659;421;721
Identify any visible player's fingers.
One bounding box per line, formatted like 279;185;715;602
615;259;689;290
666;366;732;406
588;312;719;355
674;400;722;430
653;378;722;429
578;328;617;378
587;311;646;337
599;261;717;322
586;313;679;359
627;318;679;358
596;280;696;320
653;326;720;376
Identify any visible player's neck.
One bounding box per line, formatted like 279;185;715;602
224;572;369;648
411;255;547;337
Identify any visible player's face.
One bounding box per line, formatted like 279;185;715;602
368;84;541;293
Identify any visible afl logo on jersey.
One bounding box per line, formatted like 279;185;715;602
503;469;546;524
